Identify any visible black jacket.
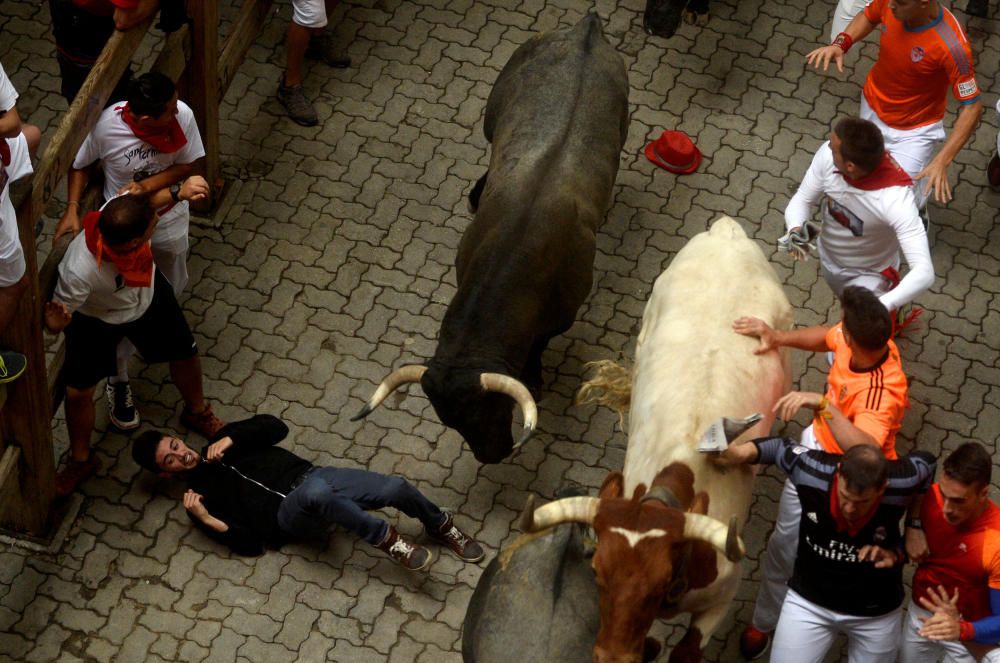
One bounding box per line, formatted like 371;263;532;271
184;415;312;556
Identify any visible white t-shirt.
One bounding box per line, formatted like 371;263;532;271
0;62;17;113
54;232;156;325
785;141;934;311
1;63;31;269
72;100;205;242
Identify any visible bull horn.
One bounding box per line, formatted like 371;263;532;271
479;373;538;448
520;495;600;532
351;365;428;421
683;514;745;563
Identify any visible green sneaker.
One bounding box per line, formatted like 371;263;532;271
0;351;26;384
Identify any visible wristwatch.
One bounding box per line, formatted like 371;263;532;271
905;518;923;530
169;183;182;203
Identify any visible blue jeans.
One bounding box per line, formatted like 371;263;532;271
276;467;445;545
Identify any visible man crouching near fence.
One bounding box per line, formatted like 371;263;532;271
44;188;223;497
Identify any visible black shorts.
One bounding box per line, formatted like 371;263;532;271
63;271;197;389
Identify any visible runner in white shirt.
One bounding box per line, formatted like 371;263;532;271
54;72;204;430
783;117;934;315
45;190;223;498
0;61;41;384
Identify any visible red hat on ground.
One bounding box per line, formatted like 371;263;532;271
644;130;702;175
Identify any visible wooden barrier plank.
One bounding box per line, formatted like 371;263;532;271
185;0;221;212
218;0;275;99
152;23;192;83
0;446;22;523
0;20;151;536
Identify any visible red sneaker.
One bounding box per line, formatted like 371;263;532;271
739;625;771;661
55;454;101;497
181;402;225;439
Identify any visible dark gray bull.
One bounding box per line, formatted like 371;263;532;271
353;14;629;463
644;0;710;39
462;516;599;662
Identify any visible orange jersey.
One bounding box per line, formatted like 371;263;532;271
913;484;1000;622
862;0;980;130
812;324;906;459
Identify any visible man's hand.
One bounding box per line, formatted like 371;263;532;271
114;0;159;30
857;544;899;568
919;585;961;621
179;175;209;203
54;208;82;244
806;45;846;73
707;439;759;467
204;436;233;463
773;391;824;422
183;489;210;520
733;316;779;354
44;301;72;333
915;158;952;205
906;526;929;563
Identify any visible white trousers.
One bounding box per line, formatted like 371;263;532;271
860;95;945;208
899;601;977;663
752;426;820;632
830;0;869;41
819;255;897;303
771;589;902;663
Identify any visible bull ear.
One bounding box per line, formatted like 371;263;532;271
598;471;624;499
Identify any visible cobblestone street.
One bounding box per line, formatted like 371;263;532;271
1;0;999;660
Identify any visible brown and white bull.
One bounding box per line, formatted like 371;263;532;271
521;217;793;662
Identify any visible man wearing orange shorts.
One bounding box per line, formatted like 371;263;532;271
808;0;983;207
732;286;910;659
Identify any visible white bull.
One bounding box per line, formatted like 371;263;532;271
521;216;793;663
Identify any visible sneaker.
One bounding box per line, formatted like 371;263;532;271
739;625;771;661
105;381;140;430
181;402;225;439
305;34;351;68
375;525;433;571
55;453;101;498
0;351;27;384
277;79;318;127
427;511;485;562
988;153;1000;190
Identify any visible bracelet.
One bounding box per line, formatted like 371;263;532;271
832;32;853;53
816;396;833;420
67;201;79;207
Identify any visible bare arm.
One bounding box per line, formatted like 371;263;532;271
916;100;984;204
822;403;880;451
145;175;210;208
183;490;229;533
119;162;194;197
733;316;830;354
54;168;90;243
806;10;879;73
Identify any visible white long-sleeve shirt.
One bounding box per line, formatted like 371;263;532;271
785;142;934;312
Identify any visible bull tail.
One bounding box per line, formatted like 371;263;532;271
576;359;632;429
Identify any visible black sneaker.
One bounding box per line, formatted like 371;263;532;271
374;525;433;571
428;511;485;562
966;0;988;17
277;79;318;127
0;351;26;384
106;381;140;430
988;153;1000;191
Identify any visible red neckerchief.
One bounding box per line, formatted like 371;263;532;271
83;211;154;287
841;152;913;191
829;473;882;537
118;103;188;154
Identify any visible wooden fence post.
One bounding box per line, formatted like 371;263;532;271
185;0;221;212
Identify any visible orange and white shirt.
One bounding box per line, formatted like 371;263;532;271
862;0;980;130
913;484;1000;623
812;323;907;459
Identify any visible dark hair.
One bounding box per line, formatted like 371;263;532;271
839;445;889;493
99;194;155;246
127;72;176;118
841;286;892;352
132;429;167;471
833;117;884;174
943;442;992;489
